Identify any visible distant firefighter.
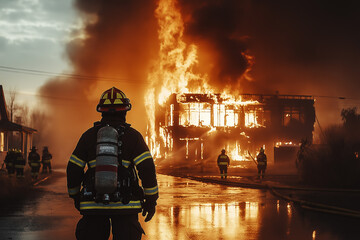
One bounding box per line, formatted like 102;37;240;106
256;147;267;180
42;146;52;173
217;149;230;179
28;146;41;180
14;149;26;179
4;149;16;177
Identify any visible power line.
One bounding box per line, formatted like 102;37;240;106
2;65;360;101
0;65;150;84
4;90;79;101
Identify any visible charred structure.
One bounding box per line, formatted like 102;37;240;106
152;93;315;167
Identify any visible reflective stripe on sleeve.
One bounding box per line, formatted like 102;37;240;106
69;155;86;168
144;186;158;195
88;160;96;168
122;160;131;168
68;185;81;196
80;200;142;210
133;151;152;166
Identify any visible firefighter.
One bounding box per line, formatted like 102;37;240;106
217;149;230;179
256;147;267;180
4;149;16;177
42;146;52;173
67;87;158;240
28;146;41;180
14;149;26;179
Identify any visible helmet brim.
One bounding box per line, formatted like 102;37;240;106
97;104;132;112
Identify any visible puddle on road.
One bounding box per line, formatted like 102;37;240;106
140;174;359;240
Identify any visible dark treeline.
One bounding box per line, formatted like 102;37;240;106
297;107;360;188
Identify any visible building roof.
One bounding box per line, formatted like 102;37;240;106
0;85;37;134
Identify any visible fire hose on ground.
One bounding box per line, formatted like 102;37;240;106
268;185;360;219
185;175;360;218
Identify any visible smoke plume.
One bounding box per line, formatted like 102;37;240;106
38;0;158;165
178;0;252;92
178;0;360;128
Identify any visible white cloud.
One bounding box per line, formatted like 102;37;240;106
0;0;81;98
0;0;80;43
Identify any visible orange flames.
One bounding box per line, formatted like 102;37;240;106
146;0;258;162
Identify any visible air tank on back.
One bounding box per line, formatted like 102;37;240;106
95;125;119;196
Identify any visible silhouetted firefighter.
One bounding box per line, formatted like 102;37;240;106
14;149;25;179
217;149;230;179
28;146;41;180
67;87;158;240
4;149;16;177
256;147;267;180
42;146;52;173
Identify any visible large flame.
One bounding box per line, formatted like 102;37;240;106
146;0;257;162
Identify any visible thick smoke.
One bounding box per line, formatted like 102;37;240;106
38;0;158;166
178;0;252;92
245;0;360;128
178;0;360;128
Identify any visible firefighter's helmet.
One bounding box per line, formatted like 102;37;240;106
260;147;264;153
97;87;132;112
221;149;226;154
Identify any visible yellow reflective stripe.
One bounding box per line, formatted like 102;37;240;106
220;156;228;159
133;151;152;166
15;165;25;168
114;98;123;104
218;162;228;165
30;163;40;166
88;160;96;168
258;161;266;166
69;155;86;168
104;99;111;104
122;160;131;168
144;186;158;195
68;186;81;196
80;200;142;210
42;160;51;163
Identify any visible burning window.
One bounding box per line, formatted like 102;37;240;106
179;102;211;126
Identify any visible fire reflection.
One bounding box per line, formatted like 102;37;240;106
144;201;261;239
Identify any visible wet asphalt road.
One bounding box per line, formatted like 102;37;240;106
0;169;358;240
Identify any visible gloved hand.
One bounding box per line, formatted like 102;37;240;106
142;200;156;222
73;194;80;211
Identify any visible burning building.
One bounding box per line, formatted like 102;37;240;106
143;0;316;169
149;92;315;167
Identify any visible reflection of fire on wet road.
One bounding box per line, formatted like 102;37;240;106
0;170;358;239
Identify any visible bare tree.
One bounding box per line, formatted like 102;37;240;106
6;88;19;122
16;105;30;126
30;109;49;147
